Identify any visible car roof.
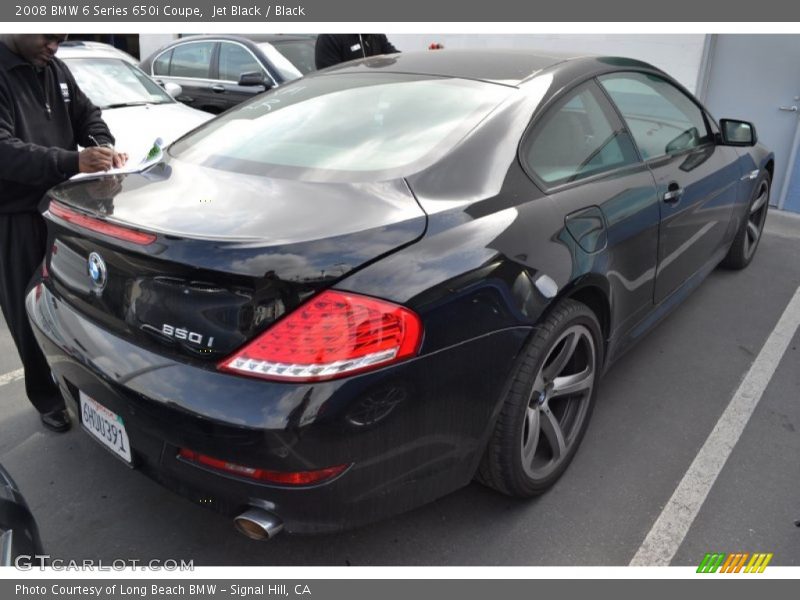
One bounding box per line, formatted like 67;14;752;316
319;49;658;87
231;34;317;43
57;41;138;63
162;34;316;46
140;34;317;66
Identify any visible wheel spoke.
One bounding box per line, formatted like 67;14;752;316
751;189;768;213
551;366;594;398
747;220;760;243
543;330;579;381
522;407;540;464
540;405;567;461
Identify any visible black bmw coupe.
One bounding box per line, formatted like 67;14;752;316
27;50;773;538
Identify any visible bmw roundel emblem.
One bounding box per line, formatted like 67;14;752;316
87;252;107;290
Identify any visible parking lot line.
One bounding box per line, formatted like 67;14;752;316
630;285;800;566
0;368;23;387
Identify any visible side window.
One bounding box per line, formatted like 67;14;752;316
169;42;214;78
523;82;639;187
599;72;713;160
218;43;263;82
152;49;172;76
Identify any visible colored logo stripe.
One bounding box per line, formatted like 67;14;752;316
745;553;773;573
697;552;773;573
721;553;748;573
697;553;725;573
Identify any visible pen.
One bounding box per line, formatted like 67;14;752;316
88;134;113;149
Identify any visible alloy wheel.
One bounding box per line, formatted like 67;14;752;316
744;180;769;260
521;324;596;480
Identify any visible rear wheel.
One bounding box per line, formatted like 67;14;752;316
721;173;770;270
476;299;602;497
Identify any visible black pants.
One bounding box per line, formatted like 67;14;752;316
0;212;63;414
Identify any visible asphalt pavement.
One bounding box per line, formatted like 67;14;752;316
1;209;799;566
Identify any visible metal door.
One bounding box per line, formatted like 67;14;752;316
702;34;800;212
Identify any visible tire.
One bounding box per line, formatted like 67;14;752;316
720;172;770;270
476;298;603;497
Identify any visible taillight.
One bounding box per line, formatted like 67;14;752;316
219;290;423;382
177;448;349;485
49;200;157;245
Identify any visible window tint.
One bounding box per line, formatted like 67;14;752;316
524;82;639;186
270;39;316;75
219;43;263;81
171;73;512;176
153;49;172;76
599;72;712;160
169;42;214;78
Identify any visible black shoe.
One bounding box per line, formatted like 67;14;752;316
40;409;71;433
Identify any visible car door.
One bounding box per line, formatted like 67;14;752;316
152;41;224;114
215;41;272;110
598;72;742;304
521;80;661;342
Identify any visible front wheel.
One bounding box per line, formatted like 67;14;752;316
720;173;770;270
476;299;603;497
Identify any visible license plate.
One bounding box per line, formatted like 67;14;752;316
79;392;132;464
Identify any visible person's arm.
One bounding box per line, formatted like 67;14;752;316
0;84;80;186
315;34;346;69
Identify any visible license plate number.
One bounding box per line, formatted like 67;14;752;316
79;392;132;464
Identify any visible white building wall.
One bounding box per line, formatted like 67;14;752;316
390;34;708;93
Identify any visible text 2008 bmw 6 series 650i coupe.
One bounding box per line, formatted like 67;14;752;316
26;50;773;539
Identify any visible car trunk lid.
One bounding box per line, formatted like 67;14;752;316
43;160;426;363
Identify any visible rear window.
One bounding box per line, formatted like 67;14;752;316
170;73;512;179
169;41;213;78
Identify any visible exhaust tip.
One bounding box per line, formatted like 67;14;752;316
234;508;284;540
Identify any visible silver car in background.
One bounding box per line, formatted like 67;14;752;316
57;42;212;164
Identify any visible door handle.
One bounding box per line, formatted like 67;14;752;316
210;84;226;93
663;183;684;204
779;105;798;112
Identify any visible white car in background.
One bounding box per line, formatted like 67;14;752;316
57;42;212;165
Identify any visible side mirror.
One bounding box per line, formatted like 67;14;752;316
665;127;700;155
238;71;270;89
719;119;757;146
163;82;182;98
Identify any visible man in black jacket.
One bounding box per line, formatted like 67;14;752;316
0;34;127;432
315;34;399;69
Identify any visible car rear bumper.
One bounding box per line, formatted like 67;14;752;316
26;280;528;533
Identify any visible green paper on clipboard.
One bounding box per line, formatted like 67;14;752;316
140;137;165;167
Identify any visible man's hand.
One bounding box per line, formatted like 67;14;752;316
112;150;128;169
78;146;114;173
